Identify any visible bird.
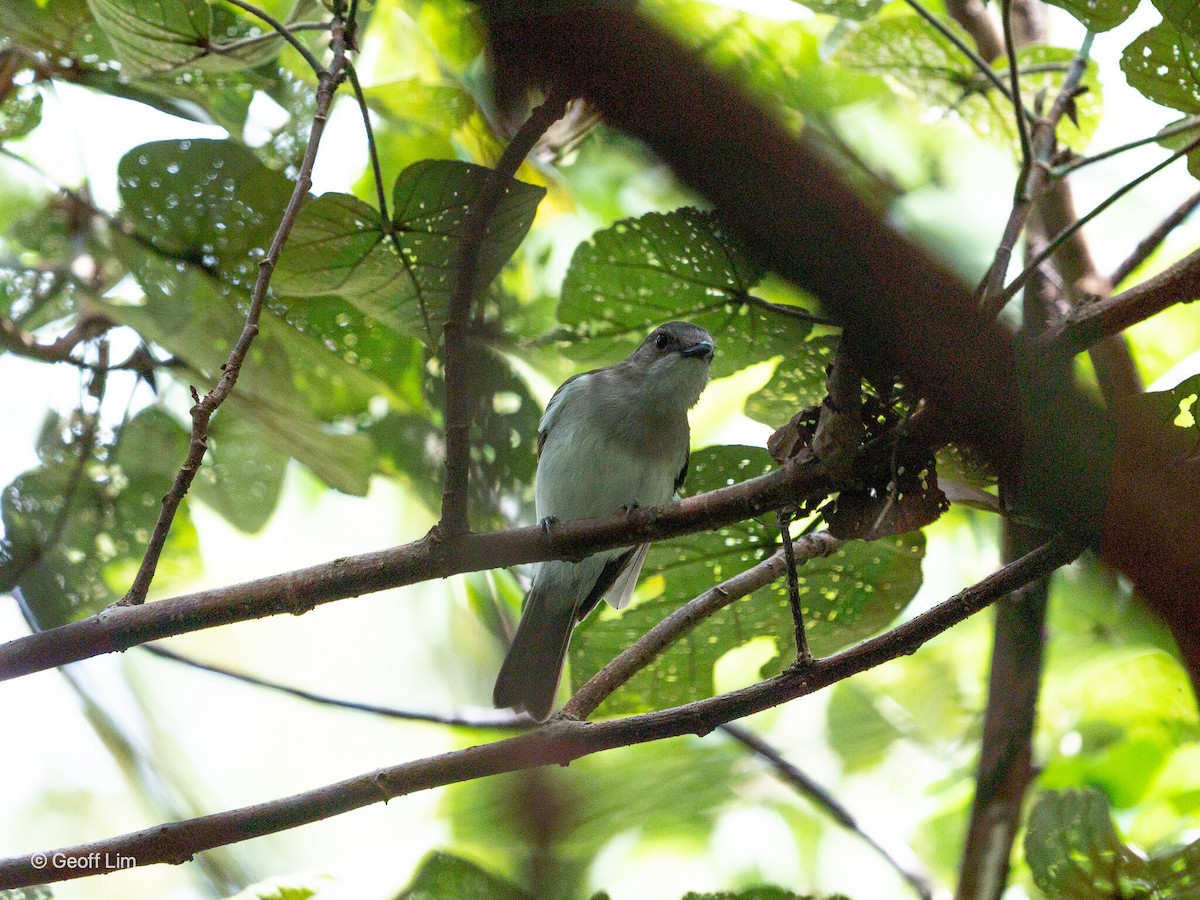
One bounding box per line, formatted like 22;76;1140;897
493;321;715;721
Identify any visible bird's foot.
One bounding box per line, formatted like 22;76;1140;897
539;515;559;534
620;501;641;517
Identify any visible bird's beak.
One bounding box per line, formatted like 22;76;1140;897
680;340;715;361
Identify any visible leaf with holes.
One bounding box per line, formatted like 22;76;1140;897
568;445;925;715
1043;0;1138;31
1116;372;1200;461
1154;0;1200;47
558;207;812;378
1122;23;1200;114
276;161;545;344
745;335;838;428
118;138;294;287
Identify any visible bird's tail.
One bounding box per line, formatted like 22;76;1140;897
493;582;575;722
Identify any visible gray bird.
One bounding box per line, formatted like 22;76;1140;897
493;321;715;721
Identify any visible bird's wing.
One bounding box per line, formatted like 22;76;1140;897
601;542;650;610
537;370;592;459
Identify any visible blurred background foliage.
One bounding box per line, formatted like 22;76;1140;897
1;0;1199;897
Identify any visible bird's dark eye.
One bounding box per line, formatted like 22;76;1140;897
655;333;671;350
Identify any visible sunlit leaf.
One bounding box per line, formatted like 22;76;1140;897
118;138;294;288
744;335;837;428
89;0;213;77
559;207;811;378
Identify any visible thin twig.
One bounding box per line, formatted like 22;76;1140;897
439;90;569;536
997;132;1200;311
0;535;1082;890
777;510;813;664
0;452;836;681
563;533;842;720
221;0;325;75
999;0;1032;171
720;723;934;900
1052;115;1200;179
1110;189;1200;288
117;18;347;606
141;645;530;729
903;0;1029;120
344;60;390;232
979;32;1094;314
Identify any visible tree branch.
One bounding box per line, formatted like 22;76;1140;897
0;453;833;682
1044;244;1200;354
117;17;344;605
141;645;530;729
563;533;842;720
0;535;1082;890
438;91;569;536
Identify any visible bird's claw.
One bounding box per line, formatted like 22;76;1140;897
539;515;559;534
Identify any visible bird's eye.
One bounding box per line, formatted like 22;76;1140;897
655;333;671;350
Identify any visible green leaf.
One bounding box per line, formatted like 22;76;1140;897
1025;788;1200;897
559;207;811;378
363;79;477;131
1122;23;1200;114
683;891;849;900
1117;372;1200;460
0;88;43;143
1154;0;1200;45
1156;117;1200;181
192;407;287;533
838;19;1104;153
826;680;901;772
98;262;376;497
0;408;201;626
744;336;838;427
88;0;212;77
118;138;295;287
569;446;925;714
1042;0;1138;31
275;161;546;344
399;852;529;900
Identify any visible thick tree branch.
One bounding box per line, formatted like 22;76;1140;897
0;535;1081;890
118;19;345;606
1045;245;1200;354
0;454;833;682
439;91;569;536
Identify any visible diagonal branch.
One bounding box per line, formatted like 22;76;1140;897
0;453;834;682
563;532;842;720
0;535;1082;890
1044;244;1200;354
439;91;569;536
117;19;344;606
